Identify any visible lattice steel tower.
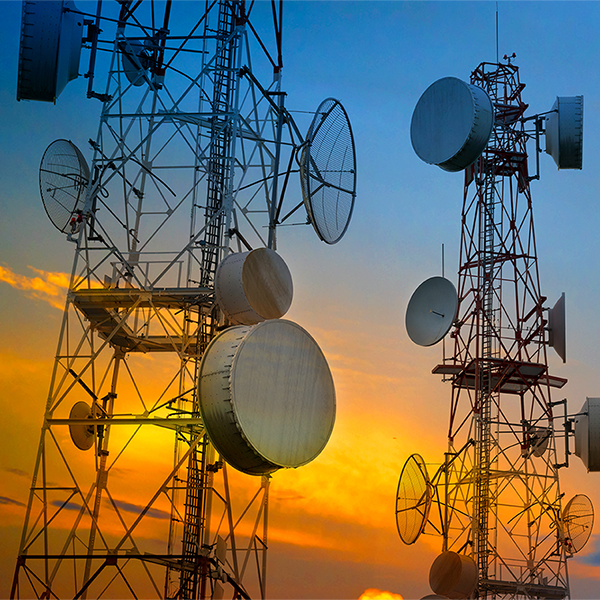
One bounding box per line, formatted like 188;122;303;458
398;58;590;600
12;1;356;598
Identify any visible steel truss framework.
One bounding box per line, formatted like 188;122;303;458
12;1;306;598
429;62;572;599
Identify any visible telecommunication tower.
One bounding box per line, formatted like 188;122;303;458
397;59;596;599
11;1;356;598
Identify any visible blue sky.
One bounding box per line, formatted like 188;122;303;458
2;1;600;598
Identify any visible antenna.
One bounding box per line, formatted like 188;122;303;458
405;276;458;347
548;292;567;362
429;551;477;600
574;397;600;471
17;1;84;102
399;60;590;600
410;77;494;172
395;454;432;545
13;3;357;598
199;320;336;474
39;139;89;233
68;401;95;451
545;96;584;169
215;248;293;325
495;2;499;63
562;494;594;553
301;98;357;244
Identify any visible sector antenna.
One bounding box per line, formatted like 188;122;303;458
11;3;358;599
396;58;596;600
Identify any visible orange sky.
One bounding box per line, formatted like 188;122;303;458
3;261;599;599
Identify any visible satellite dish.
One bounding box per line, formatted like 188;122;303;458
198;320;336;475
300;98;357;244
411;77;494;172
68;401;95;451
562;494;594;554
429;551;478;600
39;139;90;233
215;248;293;325
574;397;600;472
545;96;583;170
17;1;84;102
395;454;432;545
406;277;458;346
120;38;152;87
548;292;566;363
530;426;552;458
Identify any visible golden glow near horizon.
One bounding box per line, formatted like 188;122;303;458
358;588;404;600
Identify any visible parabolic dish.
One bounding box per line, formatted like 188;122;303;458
17;0;84;102
429;551;478;600
69;401;95;451
300;98;357;244
574;397;600;472
562;494;594;553
406;276;458;346
215;248;293;325
530;426;552;458
548;292;566;363
411;77;494;172
545;96;583;170
39;139;90;233
120;38;151;87
395;454;432;545
198;319;336;475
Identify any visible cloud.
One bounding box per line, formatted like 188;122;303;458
4;468;29;478
110;498;170;520
0;264;69;310
0;496;26;507
51;500;82;512
359;588;404;600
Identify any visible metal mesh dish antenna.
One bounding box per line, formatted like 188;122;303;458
39;139;89;233
562;494;594;553
396;454;432;544
300;98;357;244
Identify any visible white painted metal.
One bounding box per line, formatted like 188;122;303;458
68;401;95;451
406;276;458;346
429;551;478;599
215;248;293;325
199;320;336;474
545;96;584;169
411;77;494;172
574;397;600;471
17;0;83;102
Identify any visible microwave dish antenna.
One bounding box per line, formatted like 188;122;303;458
120;38;152;87
545;96;583;170
300;98;357;244
406;276;458;346
215;248;293;325
411;77;494;172
68;401;96;451
17;0;84;102
395;454;432;545
562;494;594;553
39;139;90;233
548;292;566;363
399;60;589;600
574;397;600;472
199;319;336;475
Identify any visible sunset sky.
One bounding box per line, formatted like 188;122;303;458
2;1;600;598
